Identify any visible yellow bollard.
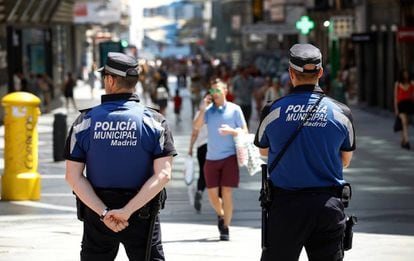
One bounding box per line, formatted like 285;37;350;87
1;92;41;200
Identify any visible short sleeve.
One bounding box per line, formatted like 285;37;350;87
64;113;91;162
335;104;356;152
340;116;356;151
254;102;272;148
143;110;177;159
157;117;177;158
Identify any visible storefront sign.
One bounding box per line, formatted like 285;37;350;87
351;33;373;43
74;1;121;25
397;27;414;43
331;16;354;39
242;23;297;35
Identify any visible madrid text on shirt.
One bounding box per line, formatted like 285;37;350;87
93;120;138;146
285;104;328;127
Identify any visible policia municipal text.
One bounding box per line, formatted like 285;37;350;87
255;44;356;261
65;52;176;261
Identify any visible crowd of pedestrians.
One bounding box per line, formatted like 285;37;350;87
126;53;412;249
135;55;413;151
136;56;292;128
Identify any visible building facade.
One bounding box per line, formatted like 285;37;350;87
0;0;76;122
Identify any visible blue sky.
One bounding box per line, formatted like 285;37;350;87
129;0;181;48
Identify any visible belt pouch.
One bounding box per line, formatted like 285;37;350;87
343;215;357;251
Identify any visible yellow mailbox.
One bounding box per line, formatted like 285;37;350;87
1;92;41;200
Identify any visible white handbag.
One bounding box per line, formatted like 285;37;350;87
183;155;195;185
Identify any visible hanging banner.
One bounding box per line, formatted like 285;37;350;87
74;1;121;25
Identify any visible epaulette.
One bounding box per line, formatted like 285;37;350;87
145;104;160;113
79;107;94;114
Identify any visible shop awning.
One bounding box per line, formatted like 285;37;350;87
0;0;74;25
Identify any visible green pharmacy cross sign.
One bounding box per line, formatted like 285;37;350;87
296;16;315;35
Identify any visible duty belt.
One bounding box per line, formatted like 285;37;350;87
94;187;152;219
272;186;342;197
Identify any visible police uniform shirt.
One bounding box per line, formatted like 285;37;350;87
254;85;355;189
64;93;177;189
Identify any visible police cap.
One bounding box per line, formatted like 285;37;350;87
97;52;139;77
289;44;322;73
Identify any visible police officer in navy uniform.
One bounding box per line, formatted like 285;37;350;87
65;52;176;261
254;44;355;261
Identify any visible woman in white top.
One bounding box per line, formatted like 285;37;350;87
188;109;208;212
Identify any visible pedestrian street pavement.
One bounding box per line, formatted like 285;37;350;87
0;79;414;260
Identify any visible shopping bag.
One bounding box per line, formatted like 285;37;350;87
183;155;195;185
234;133;249;167
393;116;402;132
244;134;265;176
235;133;265;176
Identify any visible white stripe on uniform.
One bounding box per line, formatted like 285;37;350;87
143;115;165;150
70;118;91;154
257;107;281;143
333;109;354;147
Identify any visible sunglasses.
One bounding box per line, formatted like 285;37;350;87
209;88;221;94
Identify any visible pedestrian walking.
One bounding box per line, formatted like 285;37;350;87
259;76;282;104
280;68;292;96
37;73;52;113
63;72;78;111
16;72;29;92
188;106;208;212
64;52;177;261
193;78;248;241
394;68;414;150
152;70;170;116
254;43;356;261
190;70;203;118
176;58;188;88
88;62;97;99
331;69;348;104
173;89;182;123
232;65;254;126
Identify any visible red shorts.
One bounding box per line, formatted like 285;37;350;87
203;155;239;188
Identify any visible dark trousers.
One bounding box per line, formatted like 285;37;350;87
177;74;187;87
261;192;345;261
240;104;252;126
81;190;165;261
196;144;207;192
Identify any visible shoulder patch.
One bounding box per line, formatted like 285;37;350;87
79;107;94;114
